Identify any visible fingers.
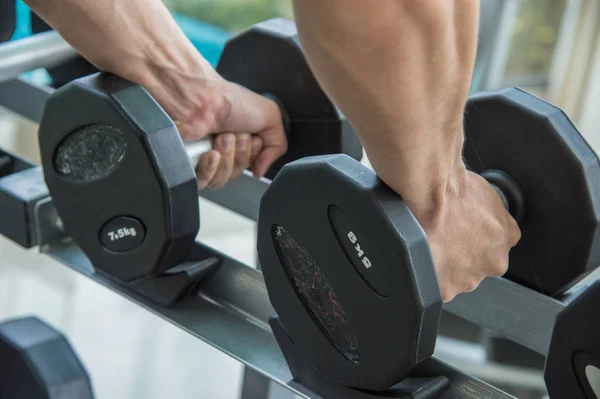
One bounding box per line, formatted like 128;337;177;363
250;136;263;164
209;133;236;189
195;134;234;190
436;265;484;303
231;133;251;180
251;145;287;178
196;133;262;190
440;276;484;303
483;213;519;279
196;150;221;190
250;123;287;178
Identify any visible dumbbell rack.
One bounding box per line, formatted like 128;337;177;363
1;35;598;399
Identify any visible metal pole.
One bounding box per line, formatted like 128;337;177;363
0;31;78;84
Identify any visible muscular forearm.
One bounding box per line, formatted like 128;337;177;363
293;0;479;219
26;0;207;76
24;0;229;133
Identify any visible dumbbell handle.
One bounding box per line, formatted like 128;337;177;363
185;139;212;166
183;136;528;223
183;135;529;220
183;134;527;221
482;169;526;222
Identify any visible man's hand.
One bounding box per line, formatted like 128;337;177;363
25;0;288;188
143;70;288;187
407;168;521;302
194;133;263;190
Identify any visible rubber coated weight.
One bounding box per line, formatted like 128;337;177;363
464;88;600;295
258;154;442;391
545;282;600;399
216;18;363;179
31;12;98;88
39;73;199;282
0;317;94;399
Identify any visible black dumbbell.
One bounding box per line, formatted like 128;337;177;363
463;89;600;295
40;73;204;282
545;281;600;399
0;317;94;399
257;88;600;391
38;18;362;283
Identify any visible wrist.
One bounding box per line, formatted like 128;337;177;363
406;162;469;229
371;133;468;225
122;48;229;136
122;39;218;88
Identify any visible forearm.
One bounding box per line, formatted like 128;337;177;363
30;0;214;77
293;0;479;215
24;0;224;129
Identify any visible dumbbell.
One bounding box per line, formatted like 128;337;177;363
0;317;94;399
38;18;361;283
257;88;600;391
545;281;600;399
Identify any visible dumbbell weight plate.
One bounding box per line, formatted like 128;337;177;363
39;73;199;282
464;88;600;295
216;18;363;179
545;282;600;399
0;317;94;399
258;154;441;391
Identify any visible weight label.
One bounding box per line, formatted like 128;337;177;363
328;205;389;297
106;227;138;241
347;232;372;269
100;216;146;253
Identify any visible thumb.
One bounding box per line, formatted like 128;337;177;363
251;146;286;178
196;150;221;190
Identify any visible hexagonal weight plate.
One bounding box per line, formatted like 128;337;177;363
258;154;441;391
0;317;93;399
464;88;600;295
545;282;600;399
39;73;199;282
217;18;363;179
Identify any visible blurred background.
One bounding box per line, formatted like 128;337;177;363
1;0;599;398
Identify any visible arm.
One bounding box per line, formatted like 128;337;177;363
293;0;520;301
24;0;287;183
293;0;476;213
